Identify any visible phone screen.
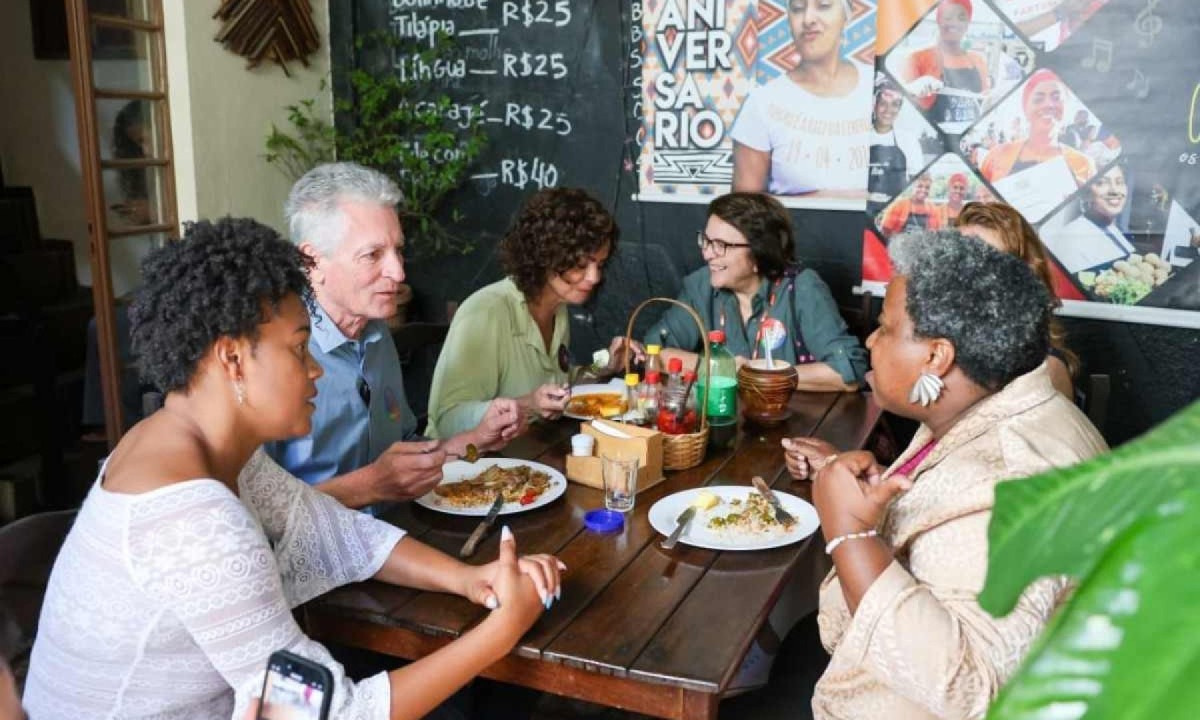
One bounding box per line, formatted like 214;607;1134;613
258;652;330;720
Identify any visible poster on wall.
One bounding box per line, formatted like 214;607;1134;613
635;0;878;210
862;0;1200;329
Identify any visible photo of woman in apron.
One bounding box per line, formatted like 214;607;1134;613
868;77;926;215
903;0;991;134
879;174;946;237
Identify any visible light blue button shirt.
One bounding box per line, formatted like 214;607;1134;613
265;301;418;491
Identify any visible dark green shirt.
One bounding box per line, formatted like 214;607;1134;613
644;266;868;385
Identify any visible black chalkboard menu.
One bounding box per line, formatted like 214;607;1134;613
328;0;860;344
330;1;640;229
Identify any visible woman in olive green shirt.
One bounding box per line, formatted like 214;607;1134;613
645;193;868;391
427;188;640;439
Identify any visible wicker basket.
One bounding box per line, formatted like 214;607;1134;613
624;298;710;470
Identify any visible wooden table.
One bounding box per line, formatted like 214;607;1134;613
303;391;883;720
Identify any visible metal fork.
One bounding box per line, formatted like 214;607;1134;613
752;476;796;525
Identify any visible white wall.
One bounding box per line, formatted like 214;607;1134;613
0;1;92;286
166;0;333;233
0;1;332;295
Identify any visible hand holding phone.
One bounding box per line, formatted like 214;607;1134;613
256;650;332;720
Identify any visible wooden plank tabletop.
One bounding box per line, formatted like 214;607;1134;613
303;391;884;720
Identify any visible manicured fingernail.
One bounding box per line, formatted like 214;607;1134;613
556;561;567;571
555;586;561;601
501;525;513;542
485;595;498;610
538;589;549;606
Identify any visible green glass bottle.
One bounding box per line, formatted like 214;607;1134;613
698;330;738;448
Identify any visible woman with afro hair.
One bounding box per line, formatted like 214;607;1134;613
24;217;561;720
427;188;642;438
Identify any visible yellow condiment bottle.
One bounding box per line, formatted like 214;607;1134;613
624;373;642;425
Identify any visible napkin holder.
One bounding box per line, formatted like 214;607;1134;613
565;419;665;494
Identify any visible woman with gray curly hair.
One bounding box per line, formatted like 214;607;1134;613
797;229;1107;719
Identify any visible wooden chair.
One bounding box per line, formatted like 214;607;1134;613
0;509;76;683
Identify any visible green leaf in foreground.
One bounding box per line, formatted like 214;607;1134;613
979;400;1200;616
986;490;1200;719
980;399;1200;718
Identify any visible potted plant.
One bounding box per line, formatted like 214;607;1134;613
264;31;488;326
980;399;1199;718
335;31;487;259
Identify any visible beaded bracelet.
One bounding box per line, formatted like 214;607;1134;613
825;529;879;555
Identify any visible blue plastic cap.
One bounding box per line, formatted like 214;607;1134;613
584;509;625;533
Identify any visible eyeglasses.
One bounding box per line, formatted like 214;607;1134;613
696;231;751;257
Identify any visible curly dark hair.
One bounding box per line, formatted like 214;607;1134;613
890;229;1050;391
499;188;618;298
707;193;796;280
129;217;314;394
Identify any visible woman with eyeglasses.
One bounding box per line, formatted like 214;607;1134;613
427;188;643;439
645;193;867;392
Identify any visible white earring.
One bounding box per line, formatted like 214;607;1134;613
234;380;247;406
908;371;944;407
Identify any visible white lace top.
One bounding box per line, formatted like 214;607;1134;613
23;448;403;720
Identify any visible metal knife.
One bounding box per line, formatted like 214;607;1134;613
751;476;795;525
460;492;505;558
660;506;697;550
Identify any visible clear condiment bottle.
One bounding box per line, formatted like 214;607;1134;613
665;356;682;386
644;344;664;385
624;373;643;425
638;370;661;422
657;365;698;435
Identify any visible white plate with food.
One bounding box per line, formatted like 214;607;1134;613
563;380;628;421
415;458;567;516
648;486;819;551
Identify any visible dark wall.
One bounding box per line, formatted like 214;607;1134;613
334;1;1198;447
1060;318;1199;445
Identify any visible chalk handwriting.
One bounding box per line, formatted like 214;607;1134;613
500;156;559;190
1134;0;1162;49
490;103;572;135
501;0;571;28
1080;38;1113;73
502;52;568;79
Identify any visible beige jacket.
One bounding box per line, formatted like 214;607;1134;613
813;363;1108;719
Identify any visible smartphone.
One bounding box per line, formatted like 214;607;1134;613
256;650;333;720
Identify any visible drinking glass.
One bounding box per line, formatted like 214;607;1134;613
601;454;638;512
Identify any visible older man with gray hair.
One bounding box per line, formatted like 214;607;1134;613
266;162;523;510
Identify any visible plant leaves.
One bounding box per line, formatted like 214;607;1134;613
264;29;486;257
979;400;1200;617
986;489;1200;719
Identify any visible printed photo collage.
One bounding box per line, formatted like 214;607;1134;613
866;0;1198;306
